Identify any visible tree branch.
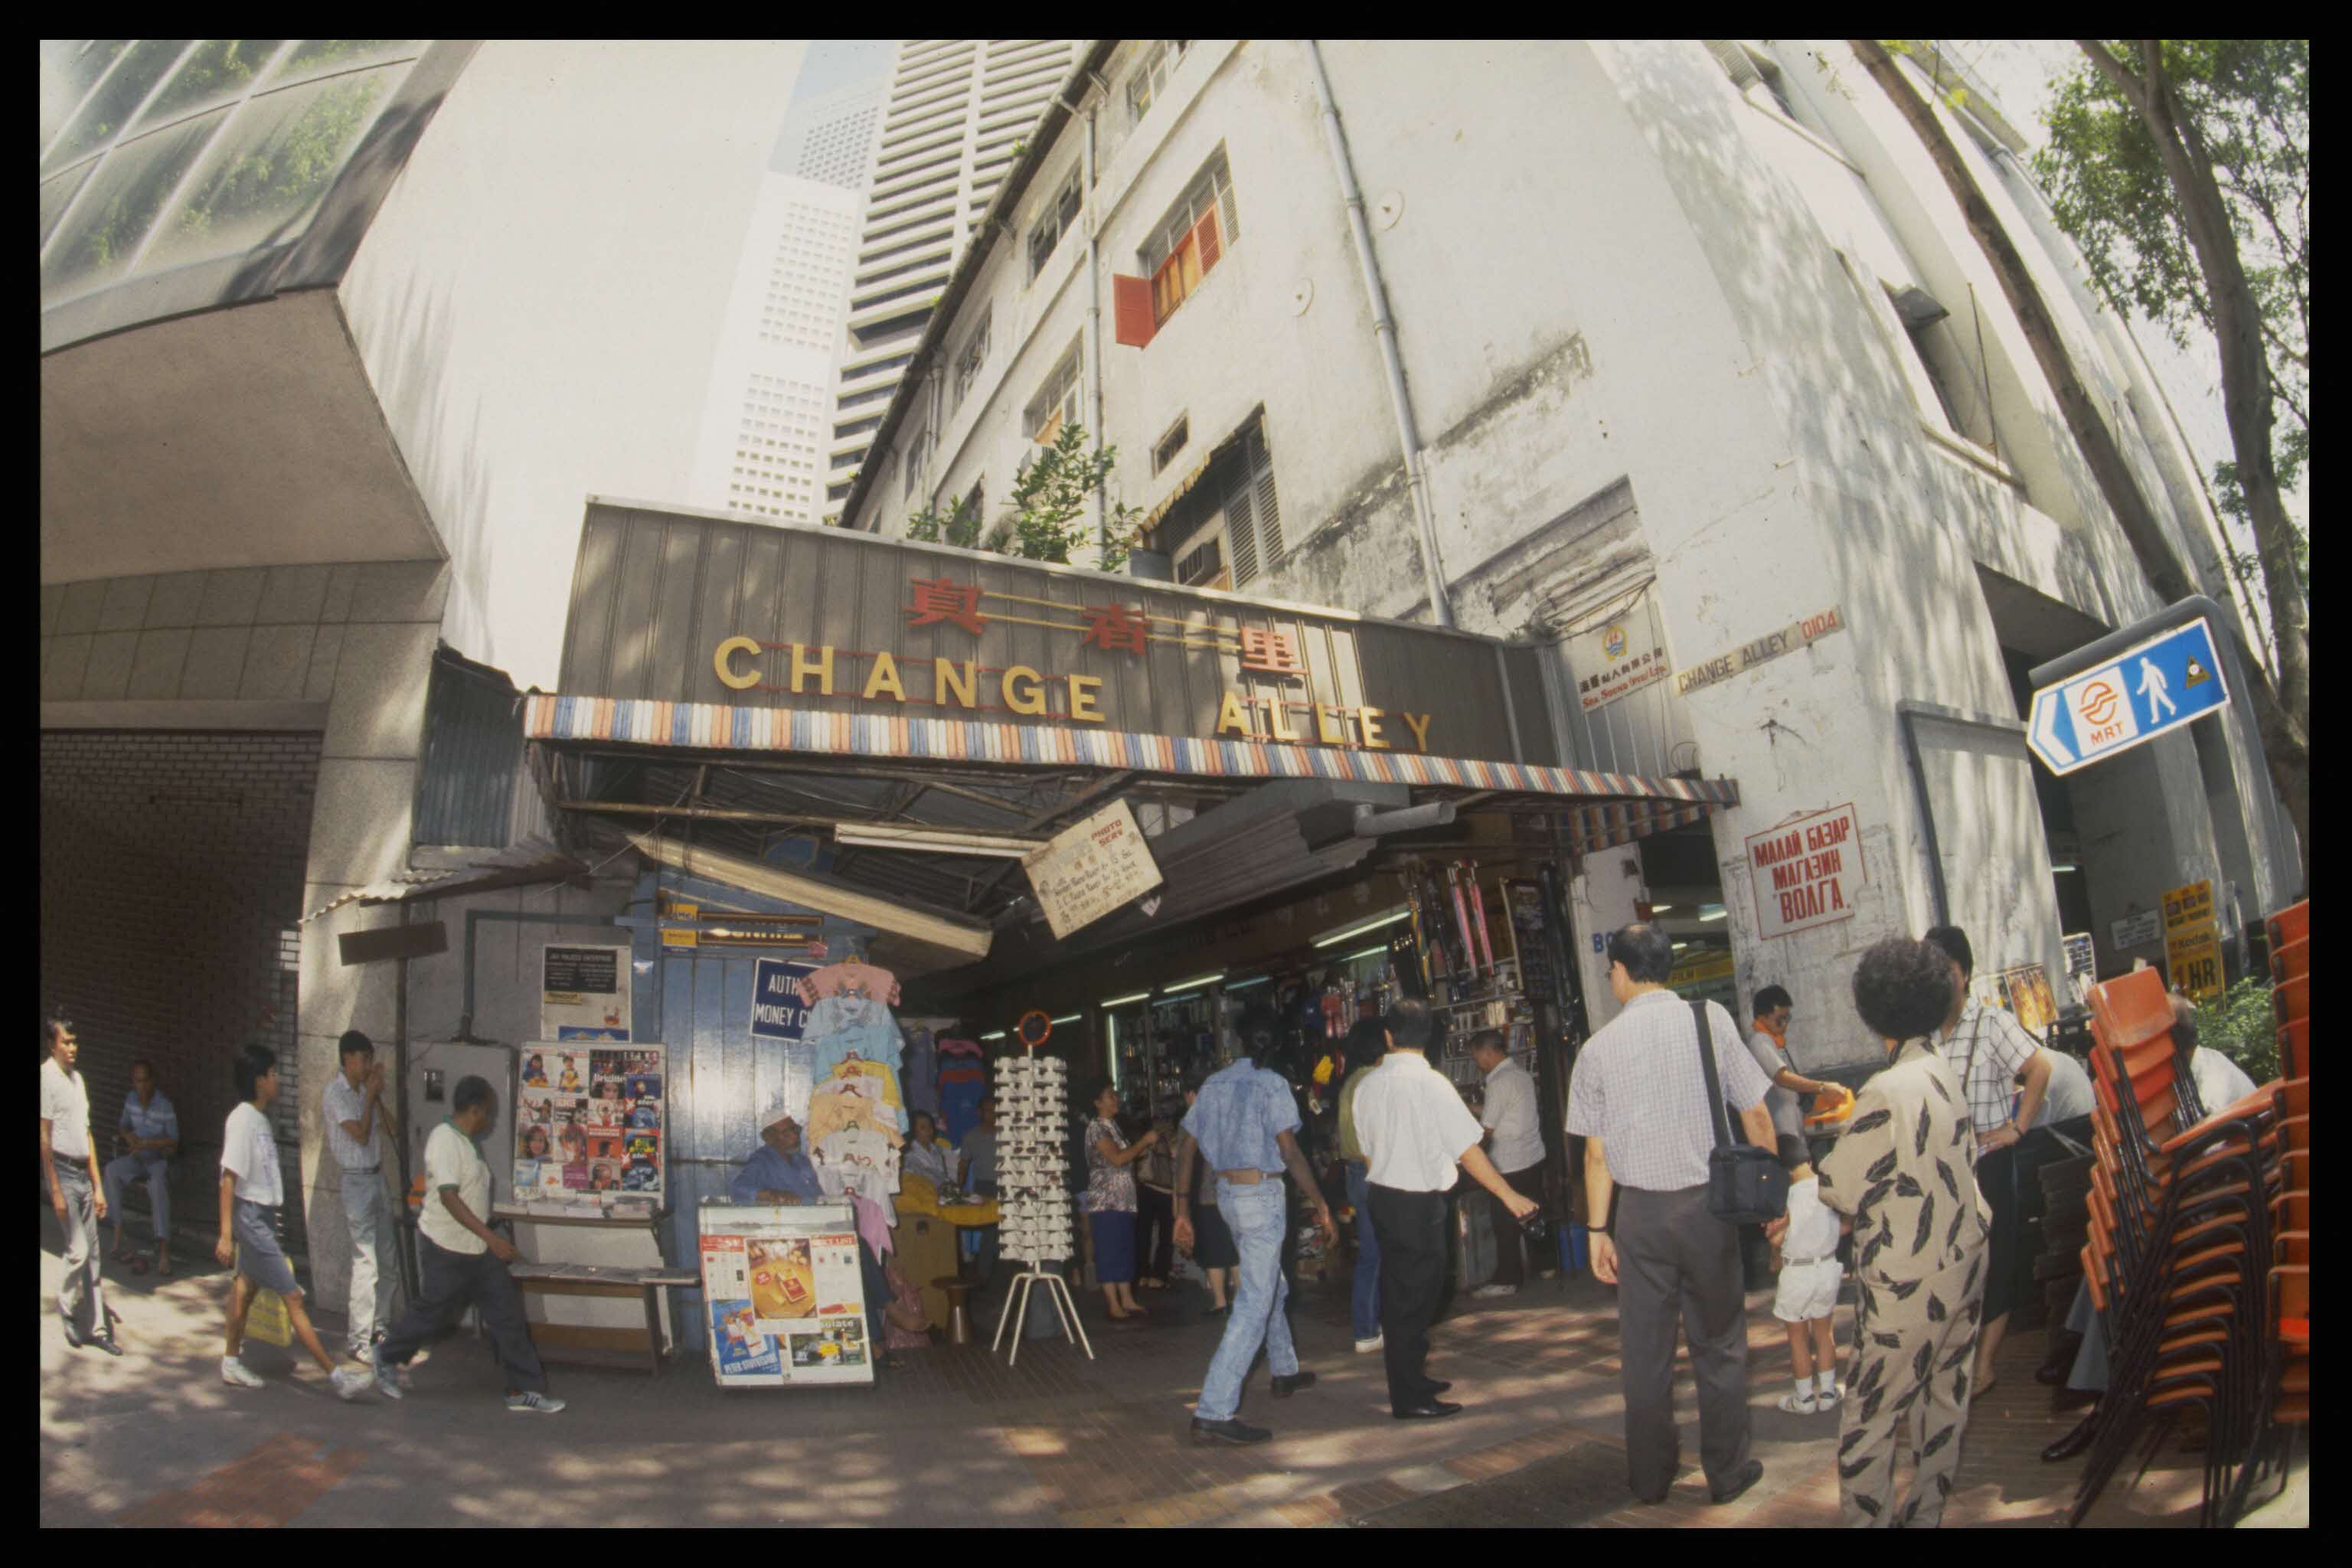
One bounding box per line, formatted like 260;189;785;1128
2075;40;2148;107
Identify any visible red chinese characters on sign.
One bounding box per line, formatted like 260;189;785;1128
1238;627;1305;677
1080;603;1153;655
903;578;988;635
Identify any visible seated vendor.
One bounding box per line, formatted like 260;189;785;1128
730;1105;824;1206
901;1109;957;1191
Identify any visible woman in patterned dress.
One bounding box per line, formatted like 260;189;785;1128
1817;937;1992;1527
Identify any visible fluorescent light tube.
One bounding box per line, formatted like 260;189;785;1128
1342;946;1389;962
1314;910;1409;948
980;1031;1007;1041
1099;991;1150;1009
1050;1014;1080;1025
1164;972;1225;992
1224;975;1272;991
1697;906;1727;923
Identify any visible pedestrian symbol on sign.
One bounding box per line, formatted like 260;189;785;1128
2136;658;2176;722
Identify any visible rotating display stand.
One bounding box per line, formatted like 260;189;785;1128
988;1051;1093;1363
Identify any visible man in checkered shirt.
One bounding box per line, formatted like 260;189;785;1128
1567;923;1782;1508
1922;925;2053;1402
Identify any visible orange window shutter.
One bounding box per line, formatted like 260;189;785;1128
1196;207;1222;273
1112;273;1157;348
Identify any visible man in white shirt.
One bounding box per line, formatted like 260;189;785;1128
41;1018;119;1354
215;1044;371;1398
322;1031;400;1363
1355;1000;1537;1419
1566;924;1782;1508
368;1075;565;1413
1468;1031;1546;1298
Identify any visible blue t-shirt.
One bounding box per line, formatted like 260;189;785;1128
1182;1058;1302;1175
805;994;904;1076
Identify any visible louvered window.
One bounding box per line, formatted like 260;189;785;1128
1024;342;1083;442
1115;151;1238;346
1220;424;1281;586
1153;418;1281;589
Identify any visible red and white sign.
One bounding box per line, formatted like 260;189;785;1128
1745;803;1866;940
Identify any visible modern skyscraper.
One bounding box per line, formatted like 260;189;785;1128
824;38;1083;522
689;48;891;524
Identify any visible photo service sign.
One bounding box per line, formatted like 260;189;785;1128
1022;800;1165;940
542;944;632;1041
1746;804;1865;940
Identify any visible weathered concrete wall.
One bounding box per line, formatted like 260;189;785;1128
872;38;2292;1058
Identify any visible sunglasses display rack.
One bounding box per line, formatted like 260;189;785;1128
988;1053;1093;1363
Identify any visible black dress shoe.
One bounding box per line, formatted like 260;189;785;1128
1392;1400;1463;1420
1271;1371;1316;1398
1709;1460;1764;1505
1634;1490;1670;1506
1192;1416;1271;1446
2041;1407;2100;1462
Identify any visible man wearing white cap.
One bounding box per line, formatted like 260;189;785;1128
730;1103;824;1205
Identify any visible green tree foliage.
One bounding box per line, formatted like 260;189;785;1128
2193;974;2278;1086
2033;41;2308;571
902;423;1148;571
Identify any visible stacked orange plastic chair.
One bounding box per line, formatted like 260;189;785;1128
2068;957;2303;1527
2244;901;2309;1508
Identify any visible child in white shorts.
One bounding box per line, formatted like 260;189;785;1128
1771;1134;1847;1413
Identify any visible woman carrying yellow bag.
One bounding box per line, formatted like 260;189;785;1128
216;1045;370;1398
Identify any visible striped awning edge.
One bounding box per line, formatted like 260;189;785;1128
523;694;1740;809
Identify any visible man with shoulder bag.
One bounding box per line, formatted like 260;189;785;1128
1565;925;1785;1508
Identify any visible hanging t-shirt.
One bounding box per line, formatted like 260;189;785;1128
937;1062;989;1145
806;1083;907;1149
814;1126;900;1213
900;1027;940;1119
826;1058;906;1131
805;994;904;1076
794;962;903;1008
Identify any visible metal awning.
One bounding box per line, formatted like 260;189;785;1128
299;838;590;924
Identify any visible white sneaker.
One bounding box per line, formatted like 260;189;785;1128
1815;1386;1841;1410
1472;1283;1519;1298
1775;1390;1821;1414
1354;1334;1385;1354
330;1366;371;1402
505;1390;567;1414
221;1357;266;1389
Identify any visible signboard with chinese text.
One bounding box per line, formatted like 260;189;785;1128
1022;801;1165;940
560;502;1549;767
1744;803;1865;941
2161;877;2221;1003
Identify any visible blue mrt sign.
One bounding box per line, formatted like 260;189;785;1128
2027;616;2230;776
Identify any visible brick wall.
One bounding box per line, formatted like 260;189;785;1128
39;730;320;1248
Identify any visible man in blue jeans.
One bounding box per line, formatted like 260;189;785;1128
1334;1020;1390;1353
1172;1007;1338;1446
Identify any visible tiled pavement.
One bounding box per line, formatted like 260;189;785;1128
43;1230;2286;1527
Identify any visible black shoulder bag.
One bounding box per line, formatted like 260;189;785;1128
1693;1001;1789;1225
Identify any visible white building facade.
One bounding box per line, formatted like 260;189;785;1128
824;38;1083;521
841;38;2299;1067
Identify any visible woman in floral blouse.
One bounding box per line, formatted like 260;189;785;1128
1083;1081;1158;1322
1817;936;1992;1529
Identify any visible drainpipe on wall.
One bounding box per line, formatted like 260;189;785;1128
1305;39;1455;629
1080;83;1109;560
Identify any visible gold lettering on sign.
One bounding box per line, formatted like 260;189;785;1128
1400;712;1432;750
1257;695;1301;743
1002;665;1047;716
934;658;978;710
862;650;906;703
715;637;760;691
789;644;835;697
1359;706;1392;750
1067;675;1105;724
1315;704;1349;746
1217;691;1254;738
